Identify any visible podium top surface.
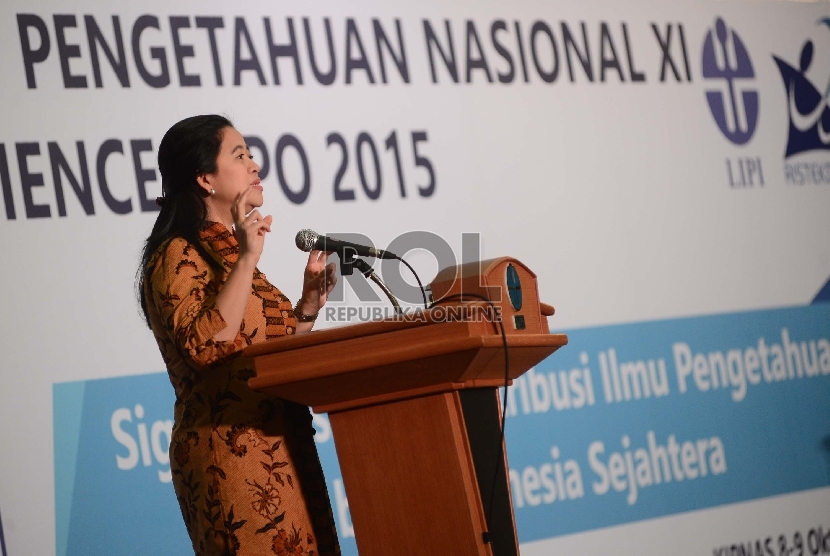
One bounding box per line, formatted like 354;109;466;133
243;304;568;413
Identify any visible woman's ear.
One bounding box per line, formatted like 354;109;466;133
195;173;212;196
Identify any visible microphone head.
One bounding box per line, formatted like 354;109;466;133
295;229;320;252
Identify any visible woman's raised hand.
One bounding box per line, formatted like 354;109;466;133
297;250;338;316
231;186;272;266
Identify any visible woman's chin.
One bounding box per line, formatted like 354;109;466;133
248;195;264;210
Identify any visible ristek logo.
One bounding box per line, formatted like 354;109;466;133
773;20;830;158
702;17;759;145
773;19;830;187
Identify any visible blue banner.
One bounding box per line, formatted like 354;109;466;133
506;303;830;539
53;303;830;554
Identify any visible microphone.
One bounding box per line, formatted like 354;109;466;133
294;229;397;260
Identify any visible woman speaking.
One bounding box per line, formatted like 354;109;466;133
137;115;340;556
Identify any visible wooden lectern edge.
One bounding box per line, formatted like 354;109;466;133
246;335;567;416
312;378;510;414
246;333;569;392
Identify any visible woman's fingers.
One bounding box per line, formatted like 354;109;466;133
230;187;250;222
298;254;338;314
244;209;263;223
303;251;326;289
231;189;271;260
238;210;272;231
325;262;337;294
232;185;266;224
307;249;324;265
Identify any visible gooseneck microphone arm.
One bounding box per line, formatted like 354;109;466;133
352;259;403;315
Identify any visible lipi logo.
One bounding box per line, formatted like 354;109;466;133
702;18;759;145
773;19;830;158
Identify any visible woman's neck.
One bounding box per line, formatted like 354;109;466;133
205;203;234;232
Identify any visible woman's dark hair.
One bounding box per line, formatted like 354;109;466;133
136;114;233;327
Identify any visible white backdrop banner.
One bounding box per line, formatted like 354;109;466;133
1;0;829;555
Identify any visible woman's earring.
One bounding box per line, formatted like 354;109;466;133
210;188;216;195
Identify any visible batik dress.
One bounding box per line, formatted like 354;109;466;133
144;222;340;556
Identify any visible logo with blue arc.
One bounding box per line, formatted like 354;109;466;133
702;17;759;145
506;264;522;311
772;18;830;158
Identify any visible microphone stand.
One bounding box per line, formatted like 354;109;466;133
337;247;358;277
353;258;403;316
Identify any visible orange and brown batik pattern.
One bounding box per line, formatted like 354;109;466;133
144;222;340;556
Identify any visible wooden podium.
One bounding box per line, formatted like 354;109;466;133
244;257;567;555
